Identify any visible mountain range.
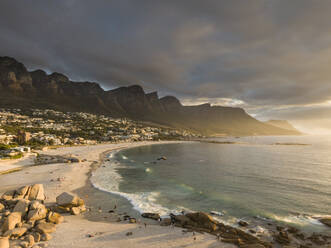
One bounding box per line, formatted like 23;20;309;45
0;56;300;136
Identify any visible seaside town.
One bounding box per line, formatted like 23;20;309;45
0;108;199;160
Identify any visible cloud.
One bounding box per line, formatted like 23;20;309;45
1;0;331;131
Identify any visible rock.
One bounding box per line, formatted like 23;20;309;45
70;207;80;215
56;192;80;208
49;205;71;214
41;233;52;241
78;204;86;212
47;211;64;224
26;234;35;247
185;212;219;231
287;226;299;233
15;186;31;199
1;190;15;201
0;203;5;213
238;220;249;227
20;241;29;248
240;245;265;248
171;214;194;227
13;199;30;215
308;233;327;245
27;202;47;221
35;222;56;234
160;218;172;226
319;218;331;227
3;227;27;238
38;243;48;248
1;212;22;232
68;156;80;163
31;232;41;242
275;231;291;245
0;237;9;248
28;184;45;201
141;213;160;220
295;232;305;240
129;218;136;223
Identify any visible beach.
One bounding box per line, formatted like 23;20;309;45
0;141;235;248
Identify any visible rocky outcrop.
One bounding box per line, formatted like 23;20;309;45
0;56;301;136
167;212;272;247
35;154;80;165
55;192;86;215
141;213;160;221
0;184;70;248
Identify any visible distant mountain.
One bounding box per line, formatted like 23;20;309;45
265;120;301;133
0;56;300;136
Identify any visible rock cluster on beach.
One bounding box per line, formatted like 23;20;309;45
140;211;331;248
166;212;272;247
34;154;80;165
0;184;86;248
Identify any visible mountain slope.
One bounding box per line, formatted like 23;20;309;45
0;56;300;136
265;120;301;133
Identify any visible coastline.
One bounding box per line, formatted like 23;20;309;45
1;141;233;248
1;140;331;247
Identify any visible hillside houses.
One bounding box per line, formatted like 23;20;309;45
0;108;199;155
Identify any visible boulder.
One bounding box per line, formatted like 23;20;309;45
141;213;160;220
13;199;30;215
47;212;64;224
26;234;35;247
15;186;31;199
171;214;194;227
56;192;80;208
1;190;15;201
1;212;22;232
160;218;172;226
70;207;80;215
28;184;45;201
3;227;27;238
35;222;56;234
129;218;136;223
0;237;9;248
185;212;219;231
31;232;41;242
0;203;5;213
238;220;249;227
20;241;29;248
27;202;47;221
275;231;291;245
41;233;52;241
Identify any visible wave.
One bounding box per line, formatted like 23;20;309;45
270;214;324;226
91;151;184;216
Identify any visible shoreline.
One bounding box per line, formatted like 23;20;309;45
1;141;229;248
1;141;330;247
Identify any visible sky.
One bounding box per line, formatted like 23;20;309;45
1;1;331;133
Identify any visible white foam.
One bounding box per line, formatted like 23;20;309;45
272;214;324;226
91;151;182;216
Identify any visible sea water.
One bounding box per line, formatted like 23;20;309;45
91;135;331;232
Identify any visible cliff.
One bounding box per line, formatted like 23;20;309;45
0;56;300;136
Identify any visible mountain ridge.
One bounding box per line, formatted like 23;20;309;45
0;56;301;136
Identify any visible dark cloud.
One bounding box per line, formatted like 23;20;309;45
1;0;331;132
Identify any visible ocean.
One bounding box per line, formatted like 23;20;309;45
91;135;331;232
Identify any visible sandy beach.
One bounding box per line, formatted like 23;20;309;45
0;141;234;248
